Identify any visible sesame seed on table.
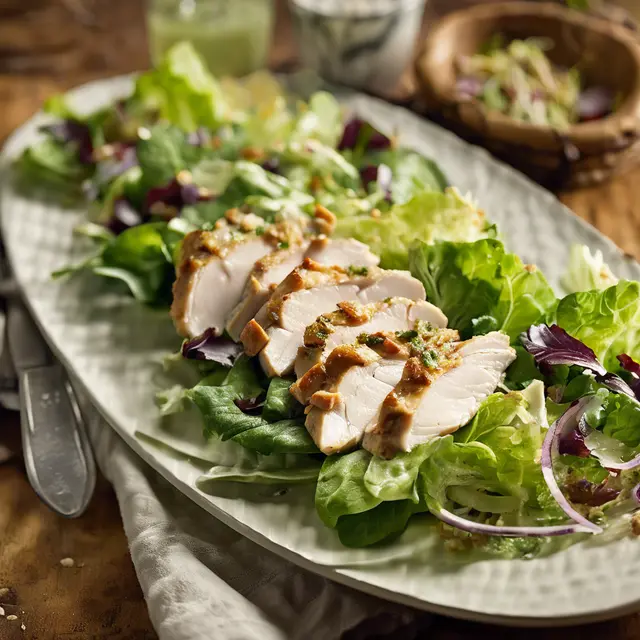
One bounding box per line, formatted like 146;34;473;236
0;1;638;639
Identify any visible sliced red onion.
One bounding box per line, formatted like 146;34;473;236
578;87;614;122
433;507;595;537
632;482;640;506
181;329;243;367
541;398;603;534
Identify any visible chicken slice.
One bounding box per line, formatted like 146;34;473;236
294;327;460;454
363;331;516;458
171;208;335;338
225;237;379;341
293;343;408;454
295;297;448;378
240;260;426;377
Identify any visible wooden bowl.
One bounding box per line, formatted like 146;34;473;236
415;2;640;188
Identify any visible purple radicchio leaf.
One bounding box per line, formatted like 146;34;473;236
107;198;144;235
520;324;607;375
338;118;392;151
145;173;214;218
360;163;392;201
187;127;211;147
42;119;94;165
566;479;620;507
618;354;640;400
181;329;243;367
578;87;614;122
558;428;591;458
456;76;484;100
521;324;637;400
234;396;266;415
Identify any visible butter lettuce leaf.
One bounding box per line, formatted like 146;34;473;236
409;238;556;340
553;281;640;371
335;188;490;269
335;500;424;548
315;450;381;527
561;244;618;294
133;41;226;132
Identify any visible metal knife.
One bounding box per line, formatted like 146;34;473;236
7;300;96;518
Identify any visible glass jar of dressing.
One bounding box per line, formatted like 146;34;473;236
147;0;274;76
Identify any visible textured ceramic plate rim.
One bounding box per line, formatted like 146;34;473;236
3;73;640;628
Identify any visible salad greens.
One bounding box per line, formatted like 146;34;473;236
18;41;640;558
456;36;615;129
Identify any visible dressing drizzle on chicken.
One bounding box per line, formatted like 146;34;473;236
171;207;345;339
240;260;426;377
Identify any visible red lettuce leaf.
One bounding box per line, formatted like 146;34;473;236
566;479;620;507
42;119;94;165
338;118;392;152
181;329;243;367
521;324;637;400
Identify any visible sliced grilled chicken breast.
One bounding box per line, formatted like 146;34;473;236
241;260;426;377
171;209;337;338
363;331;516;458
293;343;408;454
293;327;460;454
295;297;447;378
225;237;379;341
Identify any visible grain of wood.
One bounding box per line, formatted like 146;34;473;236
0;1;638;639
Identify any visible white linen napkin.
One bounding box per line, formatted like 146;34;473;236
85;409;428;640
0;306;428;639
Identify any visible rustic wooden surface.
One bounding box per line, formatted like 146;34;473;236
0;1;639;639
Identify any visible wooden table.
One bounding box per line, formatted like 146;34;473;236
0;2;639;639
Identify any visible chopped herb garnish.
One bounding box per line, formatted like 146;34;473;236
255;226;265;236
415;320;434;334
357;332;385;347
315;329;329;340
347;265;369;276
383;297;393;304
278;241;289;250
396;329;418;341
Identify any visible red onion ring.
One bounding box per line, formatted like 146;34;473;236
541;399;603;534
433;508;597;538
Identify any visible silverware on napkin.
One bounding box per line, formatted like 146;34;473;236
4;280;96;517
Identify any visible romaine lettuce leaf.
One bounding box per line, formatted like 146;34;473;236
335;188;490;269
409;238;556;340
